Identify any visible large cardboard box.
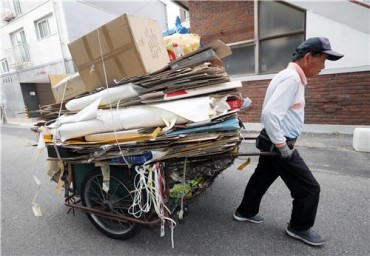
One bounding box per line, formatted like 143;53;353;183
50;73;92;103
68;14;170;89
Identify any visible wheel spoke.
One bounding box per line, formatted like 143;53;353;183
109;193;133;205
87;178;105;200
91;177;107;201
109;179;120;197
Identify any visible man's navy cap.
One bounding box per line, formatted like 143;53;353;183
295;37;344;61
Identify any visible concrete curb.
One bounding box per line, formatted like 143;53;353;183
242;123;369;135
1;122;36;129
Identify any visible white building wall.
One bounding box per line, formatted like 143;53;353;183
51;1;117;70
1;0;168;69
0;73;24;116
51;1;168;74
1;0;169;117
1;0;63;69
59;1;116;44
57;0;167;61
288;0;370;73
306;11;370;71
288;0;369;34
82;1;168;30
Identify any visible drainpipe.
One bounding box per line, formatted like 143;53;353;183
254;0;259;75
51;0;68;74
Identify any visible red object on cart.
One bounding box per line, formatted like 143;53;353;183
227;98;242;110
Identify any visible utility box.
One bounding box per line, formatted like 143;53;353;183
353;128;370;152
68;14;170;89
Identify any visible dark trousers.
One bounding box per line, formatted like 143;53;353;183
237;150;321;231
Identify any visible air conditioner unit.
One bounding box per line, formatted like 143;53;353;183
2;9;14;22
3;13;14;22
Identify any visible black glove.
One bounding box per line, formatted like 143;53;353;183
276;144;294;159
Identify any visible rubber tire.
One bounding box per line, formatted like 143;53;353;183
81;167;142;240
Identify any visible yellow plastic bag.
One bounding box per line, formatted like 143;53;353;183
163;33;201;61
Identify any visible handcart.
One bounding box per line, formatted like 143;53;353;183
32;37;270;243
44;135;274;241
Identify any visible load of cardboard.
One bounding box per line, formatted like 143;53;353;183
40;36;251;197
35;14;252;233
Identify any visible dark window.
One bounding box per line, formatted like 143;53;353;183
224;43;255;75
258;1;305;74
223;1;305;76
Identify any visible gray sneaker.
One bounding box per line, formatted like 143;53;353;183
233;211;264;224
286;224;325;246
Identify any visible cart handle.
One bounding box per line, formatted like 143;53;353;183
237;152;276;157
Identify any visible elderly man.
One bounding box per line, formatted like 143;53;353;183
234;37;344;246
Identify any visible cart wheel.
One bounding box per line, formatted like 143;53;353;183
81;167;141;240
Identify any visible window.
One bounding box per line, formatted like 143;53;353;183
1;59;10;74
35;14;57;40
10;29;30;63
224;43;255;76
223;1;305;76
13;0;22;15
258;1;305;74
184;10;190;20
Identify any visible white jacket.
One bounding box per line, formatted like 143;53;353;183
261;63;307;145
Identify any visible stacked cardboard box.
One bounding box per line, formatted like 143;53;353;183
68;14;170;91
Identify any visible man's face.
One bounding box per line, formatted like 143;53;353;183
303;53;328;78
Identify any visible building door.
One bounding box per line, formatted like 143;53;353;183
36;83;55;106
20;83;40;118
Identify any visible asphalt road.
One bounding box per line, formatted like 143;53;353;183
1;125;369;256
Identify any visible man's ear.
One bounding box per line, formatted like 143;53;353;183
303;52;312;60
302;52;313;66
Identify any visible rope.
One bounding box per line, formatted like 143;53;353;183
153;163;176;248
128;163;176;247
96;28;129;166
128;165;152;218
31;70;70;216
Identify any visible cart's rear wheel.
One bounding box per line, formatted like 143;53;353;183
81;167;141;239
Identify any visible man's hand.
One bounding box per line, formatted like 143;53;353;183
276;144;294;159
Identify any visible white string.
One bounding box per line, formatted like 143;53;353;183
128;165;152;217
52;71;69;148
128;164;176;247
31;71;70;216
95;29;175;247
31;131;46;217
96;28;129;166
152;163;176;247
